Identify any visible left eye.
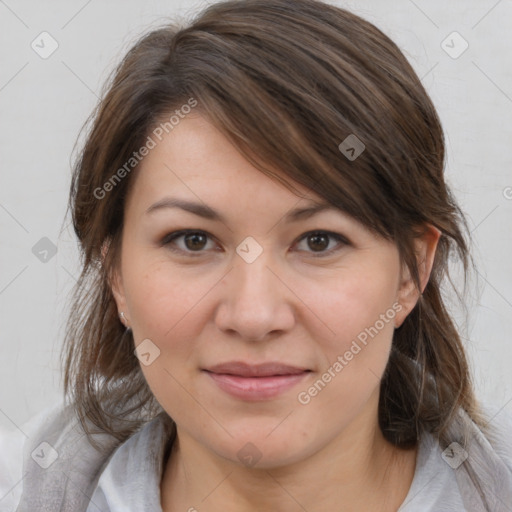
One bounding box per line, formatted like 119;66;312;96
295;231;348;255
161;230;348;256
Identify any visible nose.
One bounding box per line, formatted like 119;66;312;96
214;252;296;342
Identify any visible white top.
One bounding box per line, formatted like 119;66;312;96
1;401;511;511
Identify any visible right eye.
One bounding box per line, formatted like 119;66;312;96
161;230;220;256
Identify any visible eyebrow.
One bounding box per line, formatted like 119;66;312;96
145;197;337;223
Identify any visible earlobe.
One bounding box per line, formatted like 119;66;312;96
110;268;131;328
394;224;441;328
101;238;128;320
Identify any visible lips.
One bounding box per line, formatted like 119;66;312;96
204;361;310;377
202;361;311;400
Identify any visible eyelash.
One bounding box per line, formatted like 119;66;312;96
160;229;350;258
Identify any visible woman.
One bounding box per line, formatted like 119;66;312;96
1;0;511;510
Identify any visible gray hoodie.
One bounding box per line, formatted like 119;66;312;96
2;401;512;511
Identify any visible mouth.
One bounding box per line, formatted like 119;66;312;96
202;361;312;401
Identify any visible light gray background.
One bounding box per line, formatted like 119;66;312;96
1;0;511;431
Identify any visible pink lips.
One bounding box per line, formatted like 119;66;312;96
203;361;311;401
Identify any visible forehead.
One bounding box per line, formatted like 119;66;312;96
125;115;328;219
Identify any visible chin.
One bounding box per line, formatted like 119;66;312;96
202;421;319;470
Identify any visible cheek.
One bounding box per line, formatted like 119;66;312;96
123;256;208;339
122;259;211;416
312;267;398;338
121;256;224;389
303;266;399;388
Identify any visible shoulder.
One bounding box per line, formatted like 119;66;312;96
3;400;169;511
1;400;126;511
399;429;465;511
0;401;66;510
479;401;512;471
451;402;512;510
400;403;512;512
87;411;175;512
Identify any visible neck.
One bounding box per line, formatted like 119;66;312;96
160;395;417;512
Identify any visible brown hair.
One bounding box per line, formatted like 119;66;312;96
63;0;484;456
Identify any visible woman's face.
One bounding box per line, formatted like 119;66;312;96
110;114;433;468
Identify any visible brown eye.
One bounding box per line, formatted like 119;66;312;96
307;233;330;252
295;231;348;256
162;230;216;255
183;232;208;251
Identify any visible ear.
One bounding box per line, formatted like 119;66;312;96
101;239;130;328
394;224;441;328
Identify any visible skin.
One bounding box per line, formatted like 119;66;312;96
109;114;440;512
